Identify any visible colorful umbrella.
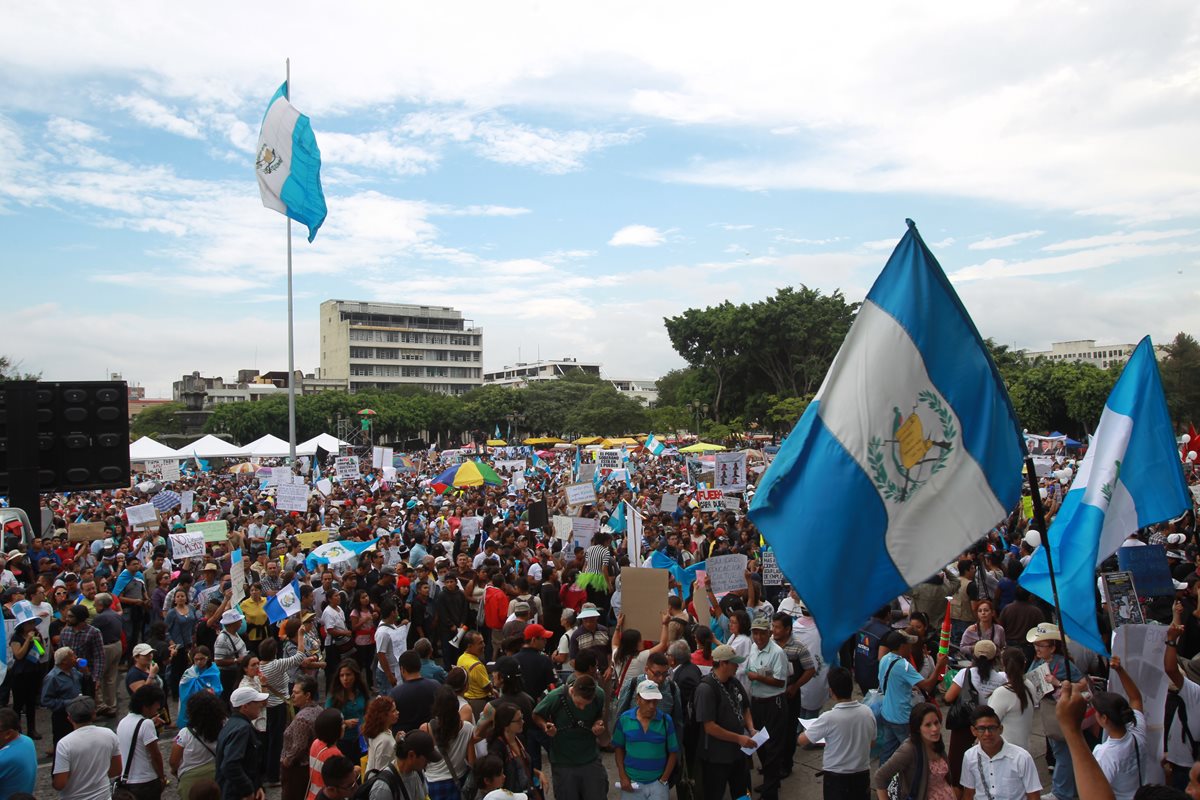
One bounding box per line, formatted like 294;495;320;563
357;408;377;416
227;462;256;474
431;460;504;492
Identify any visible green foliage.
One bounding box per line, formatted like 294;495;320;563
647;404;692;435
130;401;185;439
764;394;810;433
1161;332;1200;427
565;384;650;436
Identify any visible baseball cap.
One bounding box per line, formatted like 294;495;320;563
711;644;746;664
1022;530;1042;549
132;643;155;657
523;623;554;640
972;639;998;661
750;617;770;632
401;730;443;763
636;679;663;700
230;686;269;707
494;656;522;678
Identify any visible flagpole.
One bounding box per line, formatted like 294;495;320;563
285;57;297;463
1024;455;1073;667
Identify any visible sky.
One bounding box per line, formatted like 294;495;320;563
1;3;1198;398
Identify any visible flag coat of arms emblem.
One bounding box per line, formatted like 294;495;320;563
749;220;1024;660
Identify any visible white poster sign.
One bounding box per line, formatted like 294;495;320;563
276;483;310;513
316;478;333;497
335;456;360;482
697;488;724;513
495;460;526;473
714;452;748;492
268;466;290;486
230;548;247;607
1111;624;1168;786
460;517;480;543
660;493;678;514
169;532;205;560
570;516;600;550
762;550;783;586
722;495;742;511
707;553;749;593
181;490;195;513
126;503;159;528
597;450;623;471
566;482;597;506
577;463;597;482
553;515;574;542
161;461;181;482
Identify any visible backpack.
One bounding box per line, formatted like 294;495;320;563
353;764;408;800
852;619;889;691
1166;691;1200;763
484;586;509;630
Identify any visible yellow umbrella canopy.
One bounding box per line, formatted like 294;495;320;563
486;439;507;446
678;442;727;453
573;436;603;446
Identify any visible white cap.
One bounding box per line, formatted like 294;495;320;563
230;686;269;707
1168;533;1187;545
132;643;155;657
220;610;244;626
636;680;663;700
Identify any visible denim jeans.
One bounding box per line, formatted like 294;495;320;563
621;779;669;800
877;719;909;764
1047;736;1078;799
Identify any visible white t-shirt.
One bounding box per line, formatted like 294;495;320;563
373;622;409;682
1167;677;1200;767
55;724;121;800
988;682;1037;753
321;604;348;646
483;791;528;800
952;667;1008;705
117;712;161;784
172;726;217;777
1093;709;1148;800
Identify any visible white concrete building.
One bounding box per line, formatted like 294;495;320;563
1022;339;1162;369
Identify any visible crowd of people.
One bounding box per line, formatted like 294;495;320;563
0;441;1196;800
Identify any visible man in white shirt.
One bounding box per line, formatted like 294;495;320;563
797;666;876;798
52;696;121;799
960;705;1042;800
373;600;409;689
116;684;168;796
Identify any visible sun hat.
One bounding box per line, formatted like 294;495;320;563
1026;622;1062;643
711;644;746;664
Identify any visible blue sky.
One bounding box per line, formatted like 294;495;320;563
1;3;1198;397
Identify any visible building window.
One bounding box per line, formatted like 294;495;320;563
376;348;399;360
350;347;372;359
350;365;372;377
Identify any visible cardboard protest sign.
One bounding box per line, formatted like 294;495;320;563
186;520;229;544
722;495;742;511
577;463;597;482
68;522;108;542
620;568;669;643
714;452;747;492
697;489;724;513
316;478;333;497
761;549;783;586
334;456;360;482
169;532;206;560
527;499;549;530
707;553;748;593
553;515;574;542
126;503;159;528
1102;571;1145;629
566;482;597;506
1116;544;1175;596
694;571;711;627
597;450;622;471
295;531;328;549
276;483;309;514
660;493;678;513
571;517;599;551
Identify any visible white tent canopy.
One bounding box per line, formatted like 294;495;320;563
129;436;180;463
173;434;248;459
296;433;351;456
243;434;292;458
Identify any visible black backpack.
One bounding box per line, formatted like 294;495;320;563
353;765;408;800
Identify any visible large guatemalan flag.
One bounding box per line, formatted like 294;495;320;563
1020;337;1189;655
256;82;327;242
749;220;1025;661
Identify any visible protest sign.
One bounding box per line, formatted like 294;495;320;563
276;483;309;513
513;474;527;490
186;520;229;543
707;553;748;593
161;461;181;482
762;550;783;586
68;522;107;542
495;459;525;473
722;495;742;511
714;452;747;492
697;488;724;513
316;478;333;496
1111;625;1169;785
295;530;328;549
169;532;205;560
230;549;246;607
181;490;194;513
334;456;360;482
694;571;711;627
1102;571;1145;629
460;517;480;543
1116;544;1175;596
571;517;599;551
1030;455;1055;477
126;503;159;528
660;493;678;513
620;568;669;643
577;463;596;482
597;450;622;471
608;468;629;485
553;515;574;542
566;482;597;506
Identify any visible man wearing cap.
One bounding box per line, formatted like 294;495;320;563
215;608;249;704
52;697;121;797
570;603;612;675
745;616;788;800
216;685;269;800
613;679;680;800
503;601;533;640
533;674;609;800
877;629;947;763
366;729;441;800
694;643;757;800
515;623;557;700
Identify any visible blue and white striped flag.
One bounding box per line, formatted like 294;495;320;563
305;538;379;571
531;453;551;474
1020;337;1189;655
645;434;666;457
151;490;181;513
749;221;1024;661
256;82;327;242
264;579;302;624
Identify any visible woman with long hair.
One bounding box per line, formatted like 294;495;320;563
8;618;46;738
1091;656;1147;800
304;708;344;800
942;638;1006;786
360;695;399;776
325;657;370;761
871;702;956;800
349;589;378;687
170;690;227;800
484;702;543;796
421;685;477;800
691;625;715;671
988;646;1036;751
165;587;198;701
959;598;1007;657
445;666;477;724
558;568;588;614
176;645;221;731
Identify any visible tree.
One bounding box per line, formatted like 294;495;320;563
664;301;742;422
764;394;810;434
1161;333;1200;427
566;385;650;436
0;355;40;382
131;402;185;439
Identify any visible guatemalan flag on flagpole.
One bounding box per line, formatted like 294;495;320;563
256;82;327;242
265;579;302;624
1020;337;1189;655
748;220;1025;662
645;434;666;457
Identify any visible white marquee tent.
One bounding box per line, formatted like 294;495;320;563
172;434;248;459
243;434;292;458
129;436;180;463
296;433;351;456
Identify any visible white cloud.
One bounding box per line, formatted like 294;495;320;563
713;223;754;231
609;224;667;247
114;94;203;139
776;235;845;246
950;241;1200;281
967;230;1045;250
862;239;898;251
46;117;105;142
1041;228;1197;251
930;237;956;248
318;131;439;176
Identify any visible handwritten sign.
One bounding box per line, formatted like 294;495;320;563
553;515;574;542
697;488;724;513
722;495;742;511
334;456;360;482
761;550;783;586
68;522;108;542
316;478;333;497
126;503;159;528
295;530;328;549
460;517;480;543
181;490;194;513
186;520;229;544
706;553;749;593
230;548;246;607
659;493;678;514
565;482;597;506
577;463;596;482
161;461;181;482
276;483;309;513
571;516;599;551
597;450;623;471
169;532;206;560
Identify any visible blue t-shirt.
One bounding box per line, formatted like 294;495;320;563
0;734;37;797
878;652;922;724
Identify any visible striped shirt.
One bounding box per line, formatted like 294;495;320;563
584;545;612;574
611;708;678;783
